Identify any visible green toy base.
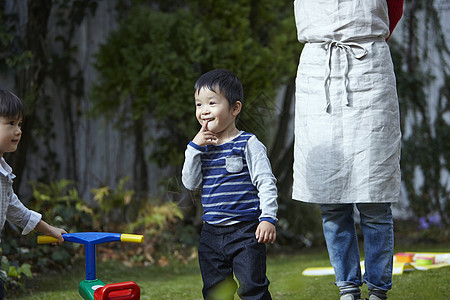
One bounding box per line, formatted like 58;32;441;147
79;279;106;300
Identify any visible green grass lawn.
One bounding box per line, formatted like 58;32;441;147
15;243;450;299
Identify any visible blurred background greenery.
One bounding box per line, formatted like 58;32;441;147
0;0;448;296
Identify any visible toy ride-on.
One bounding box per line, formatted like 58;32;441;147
38;232;144;300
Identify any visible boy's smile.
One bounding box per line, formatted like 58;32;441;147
0;116;22;157
195;86;241;143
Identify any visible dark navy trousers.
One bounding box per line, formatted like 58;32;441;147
198;221;271;300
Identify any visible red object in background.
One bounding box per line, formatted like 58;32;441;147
94;281;140;300
386;0;404;40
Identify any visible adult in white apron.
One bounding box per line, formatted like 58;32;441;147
292;1;403;299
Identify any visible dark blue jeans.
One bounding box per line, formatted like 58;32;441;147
198;221;271;300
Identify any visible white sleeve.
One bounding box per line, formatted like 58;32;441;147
181;142;204;191
245;136;278;223
6;191;42;235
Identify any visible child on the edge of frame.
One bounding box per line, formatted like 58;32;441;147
182;69;278;300
0;90;66;297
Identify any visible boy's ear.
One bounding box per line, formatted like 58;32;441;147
232;101;242;116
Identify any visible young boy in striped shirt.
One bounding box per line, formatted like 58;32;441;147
182;69;278;299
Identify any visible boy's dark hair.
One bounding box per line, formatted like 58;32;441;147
194;69;244;109
0;90;23;119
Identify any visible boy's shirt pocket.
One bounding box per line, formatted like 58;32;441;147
225;156;243;173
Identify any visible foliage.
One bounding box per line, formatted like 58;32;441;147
0;177;199;297
91;180;199;267
0;179;82;295
390;0;450;225
30;179;94;233
90;0;298;168
90;176;136;232
23;180;92;270
395;214;450;246
90;1;302;244
125;200;198;266
0;255;32;295
0;0;101;196
0;9;33;73
0;179;92;294
42;0;100;183
275;202;324;251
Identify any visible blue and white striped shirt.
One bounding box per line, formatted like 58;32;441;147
182;131;278;225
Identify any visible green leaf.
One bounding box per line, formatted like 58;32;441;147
18;263;33;278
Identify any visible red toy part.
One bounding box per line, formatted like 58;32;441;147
94;281;140;300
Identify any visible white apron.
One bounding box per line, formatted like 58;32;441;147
292;0;401;204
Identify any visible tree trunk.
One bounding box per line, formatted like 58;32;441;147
133;117;148;199
8;0;52;191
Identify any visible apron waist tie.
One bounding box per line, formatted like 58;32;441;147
322;40;368;113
